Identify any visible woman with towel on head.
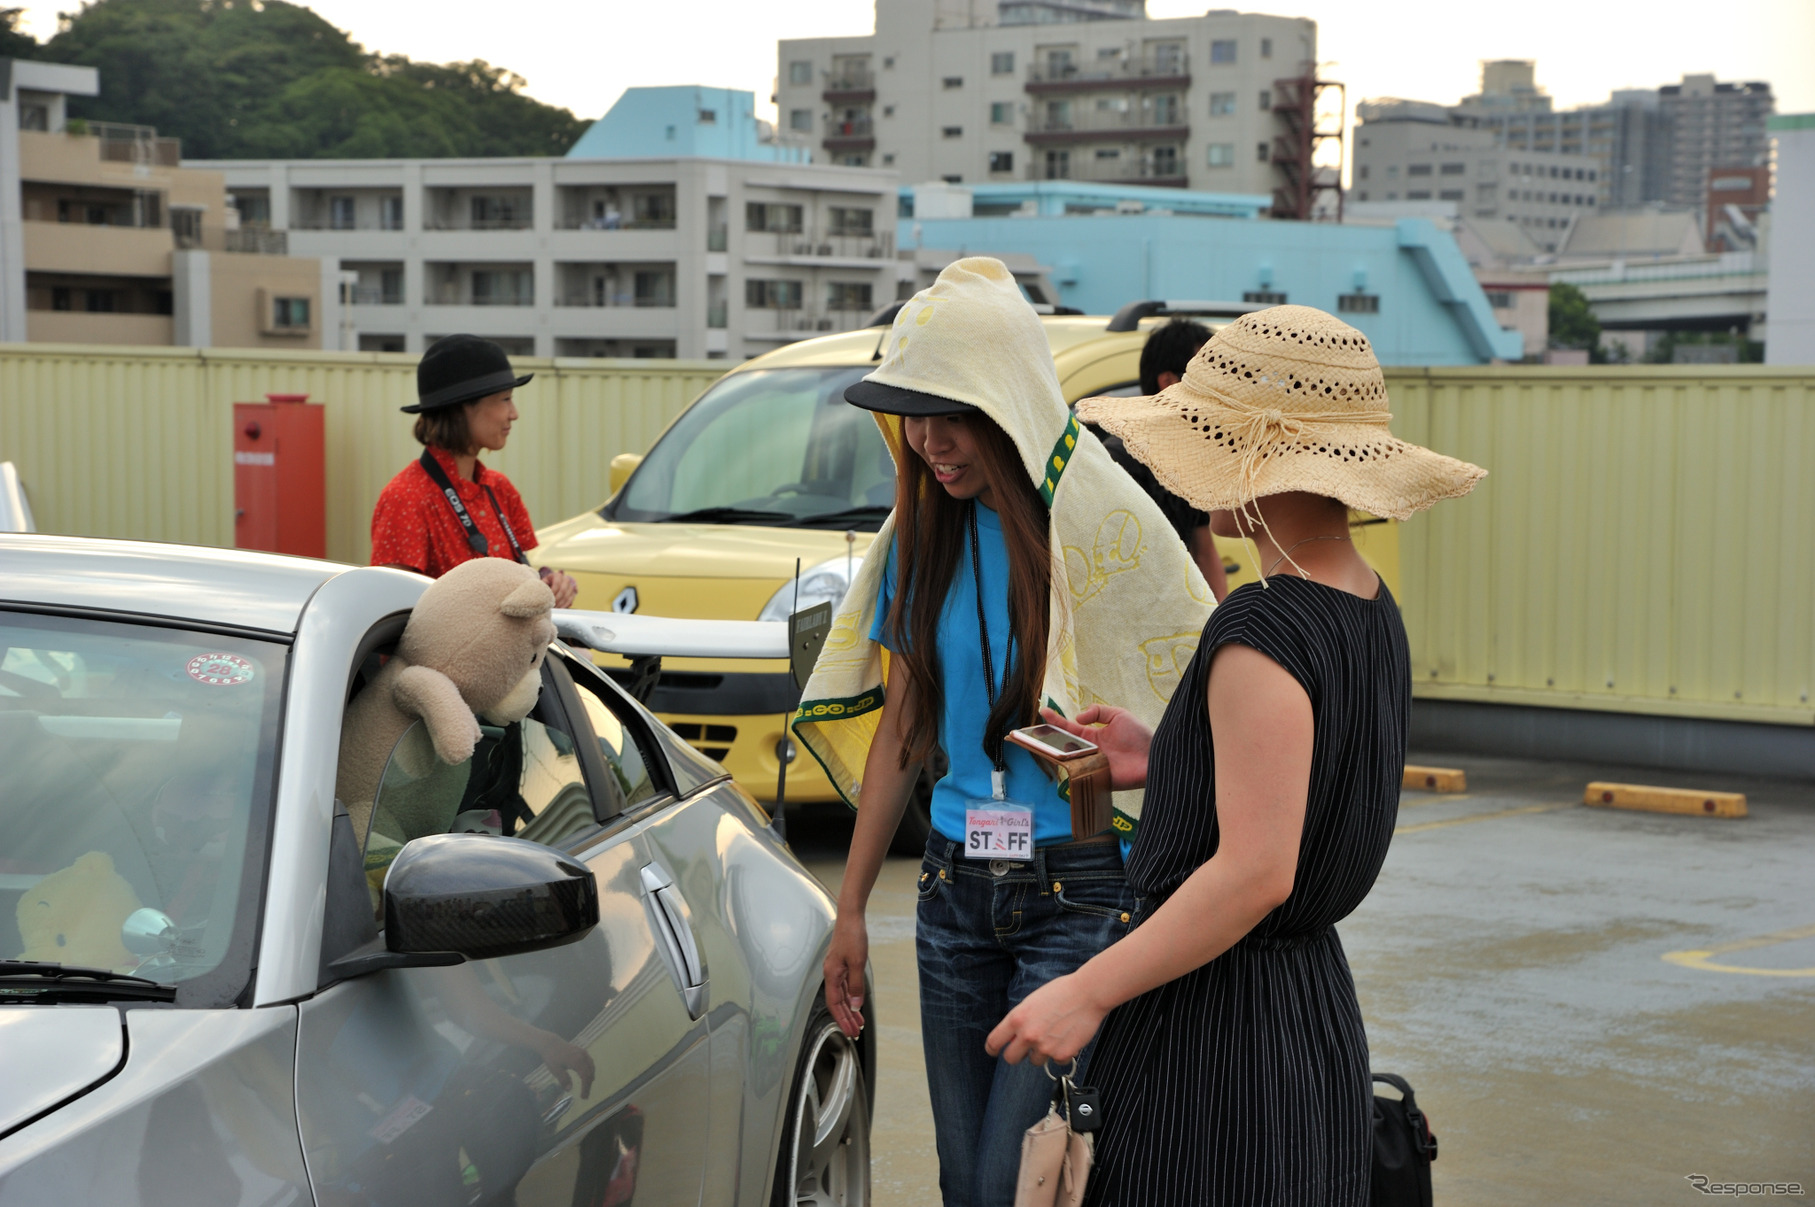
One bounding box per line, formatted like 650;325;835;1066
791;258;1214;1207
982;306;1486;1205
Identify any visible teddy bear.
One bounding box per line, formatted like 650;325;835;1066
15;851;143;970
336;558;557;846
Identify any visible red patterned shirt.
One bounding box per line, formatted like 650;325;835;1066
370;447;538;578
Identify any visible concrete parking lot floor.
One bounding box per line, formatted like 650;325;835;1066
789;752;1815;1206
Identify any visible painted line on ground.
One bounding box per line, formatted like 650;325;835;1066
1395;801;1573;834
1662;922;1815;977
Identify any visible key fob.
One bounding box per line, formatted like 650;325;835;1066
1066;1083;1103;1133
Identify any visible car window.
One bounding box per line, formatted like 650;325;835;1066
567;671;660;817
0;610;284;1006
360;670;600;900
611;366;890;528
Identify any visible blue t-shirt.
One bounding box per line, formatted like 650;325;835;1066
870;504;1073;845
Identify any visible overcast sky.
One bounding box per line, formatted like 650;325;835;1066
18;0;1814;135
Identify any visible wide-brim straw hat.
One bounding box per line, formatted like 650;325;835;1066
1076;305;1484;522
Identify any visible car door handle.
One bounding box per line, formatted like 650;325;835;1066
641;863;706;1020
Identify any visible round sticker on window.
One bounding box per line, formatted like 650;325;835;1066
186;652;256;687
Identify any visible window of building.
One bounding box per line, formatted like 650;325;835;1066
942;126;963;139
990;101;1014;124
883;56;895;69
51;287;72;311
171;206;204;248
790;109;813;131
271;296;311;329
1257;142;1270;162
380;196;403;230
1407;190;1431;200
1439;189;1465;201
1096;148;1121;159
19;101;49;130
882;153;896;165
1209;91;1236;116
86;289;118;313
991;51;1015;75
1153;146;1179;176
829;206;874;236
745;202;804;233
1210;40;1236;64
745;279;803;309
1358;165;1370;180
1151;42;1184;73
633;270;675;307
827;282;874;312
1098;46;1122;60
943;76;964;89
1355;191;1368;201
942;174;963;184
1407;164;1432;177
1207;143;1235;167
1440;163;1465;175
1154;94;1181;125
1387;165;1399;178
1043;48;1076;78
989;151;1015;172
1337;292;1379;314
883;105;895;117
1260;37;1273;58
1243;289;1287;304
698;108;717;123
329;196;356;230
1041;150;1070;180
789;61;813;86
1485;291;1514;309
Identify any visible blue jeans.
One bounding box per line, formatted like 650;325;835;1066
916;832;1136;1207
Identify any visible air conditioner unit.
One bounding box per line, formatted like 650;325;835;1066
794;241;814;255
816;243;833;256
816;317;835;331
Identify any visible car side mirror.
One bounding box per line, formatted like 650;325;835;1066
327;834;599;979
608;452;643;496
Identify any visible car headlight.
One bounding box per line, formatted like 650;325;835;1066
757;555;865;622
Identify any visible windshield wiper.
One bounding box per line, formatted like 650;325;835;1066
0;960;178;1002
656;506;791;525
787;505;893;528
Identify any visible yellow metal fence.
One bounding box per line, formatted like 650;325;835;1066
1388;365;1815;728
3;347;1811;728
0;343;725;566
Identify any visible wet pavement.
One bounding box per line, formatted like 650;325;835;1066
788;751;1815;1206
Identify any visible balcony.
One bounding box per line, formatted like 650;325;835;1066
424;188;534;232
556;185;676;230
89;122;182;168
1024;107;1189;145
1027;155;1187;188
822;69;876;104
224;228;289;255
743;230;896;263
553;262;676;309
822;117;875;154
23;220;172;277
348;285;404;306
1025;55;1190;94
426;262;535;307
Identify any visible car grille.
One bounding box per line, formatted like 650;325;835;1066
668;722;737;761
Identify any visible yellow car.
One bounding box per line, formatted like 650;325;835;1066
530;305;1399;848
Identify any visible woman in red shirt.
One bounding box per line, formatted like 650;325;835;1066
370;334;579;606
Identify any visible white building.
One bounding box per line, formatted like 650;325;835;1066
1764;114;1814;365
777;0;1319;208
1351;101;1603;255
204;151;898;361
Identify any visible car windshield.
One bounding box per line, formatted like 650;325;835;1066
0;611;284;1007
609;366;895;529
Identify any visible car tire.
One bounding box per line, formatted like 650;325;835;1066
887;765;937;858
772;999;871;1207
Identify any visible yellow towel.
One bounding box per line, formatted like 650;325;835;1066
792;258;1214;839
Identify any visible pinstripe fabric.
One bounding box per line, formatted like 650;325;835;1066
1083;575;1410;1207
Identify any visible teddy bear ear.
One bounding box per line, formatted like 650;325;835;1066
499;577;555;619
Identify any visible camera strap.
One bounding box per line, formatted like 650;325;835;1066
419;449;528;565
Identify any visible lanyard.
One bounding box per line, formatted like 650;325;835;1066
418;449;527;565
968;501;1012;790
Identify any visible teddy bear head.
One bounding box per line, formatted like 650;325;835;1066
16;851;142;970
396;558;557;725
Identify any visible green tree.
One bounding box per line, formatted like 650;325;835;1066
1;7;39;58
36;0;587;159
1547;282;1601;352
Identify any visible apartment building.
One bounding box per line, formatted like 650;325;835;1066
1658;74;1774;210
1;58;330;348
1351;101;1602;254
203;90;898;361
777;0;1319;209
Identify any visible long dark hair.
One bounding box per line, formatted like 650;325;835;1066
885;415;1052;771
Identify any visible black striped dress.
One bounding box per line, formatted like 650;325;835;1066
1083;575;1410;1207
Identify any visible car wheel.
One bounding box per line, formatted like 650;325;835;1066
887;767;936;857
773;1002;870;1207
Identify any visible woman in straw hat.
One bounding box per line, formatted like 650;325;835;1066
985;306;1484;1205
792;258;1214;1206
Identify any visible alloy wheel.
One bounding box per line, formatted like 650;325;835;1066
786;1020;869;1206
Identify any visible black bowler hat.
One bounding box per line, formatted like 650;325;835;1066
402;334;534;413
844;378;979;416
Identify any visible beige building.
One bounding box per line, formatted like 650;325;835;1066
1;58;331;348
777;0;1320;209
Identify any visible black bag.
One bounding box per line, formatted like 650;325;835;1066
1371;1072;1437;1207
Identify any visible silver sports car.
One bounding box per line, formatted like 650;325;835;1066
0;534;871;1207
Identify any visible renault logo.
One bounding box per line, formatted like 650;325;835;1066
611;586;639;614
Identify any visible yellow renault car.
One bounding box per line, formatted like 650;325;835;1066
529;301;1399;849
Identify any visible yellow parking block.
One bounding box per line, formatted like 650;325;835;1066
1583;782;1747;818
1403;765;1467;792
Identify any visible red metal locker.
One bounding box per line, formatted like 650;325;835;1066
233;393;325;558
